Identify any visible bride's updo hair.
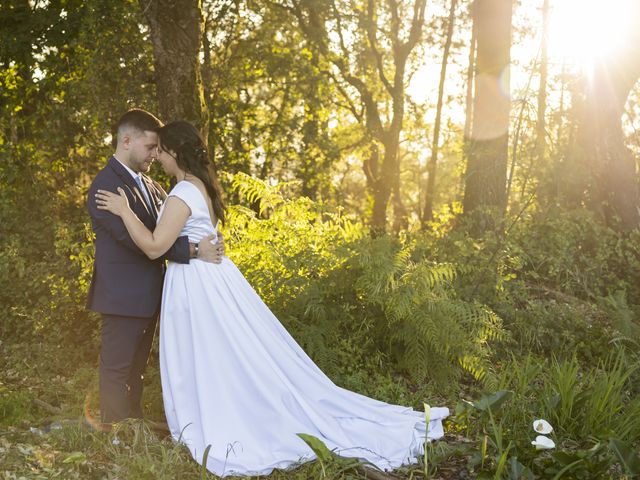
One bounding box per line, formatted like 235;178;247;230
157;121;226;224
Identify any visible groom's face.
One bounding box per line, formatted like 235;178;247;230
129;130;158;173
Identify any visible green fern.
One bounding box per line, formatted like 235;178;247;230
351;236;506;384
225;172;506;387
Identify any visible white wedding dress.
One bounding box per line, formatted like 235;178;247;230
158;181;449;477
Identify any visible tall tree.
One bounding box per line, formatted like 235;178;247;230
140;0;209;142
460;8;477;200
422;0;458;225
535;0;549;168
462;0;512;221
287;0;427;234
575;11;640;231
463;14;477;144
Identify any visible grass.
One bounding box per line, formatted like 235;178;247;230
2;326;639;479
0;337;454;479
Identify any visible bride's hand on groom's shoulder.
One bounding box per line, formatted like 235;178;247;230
95;187;130;217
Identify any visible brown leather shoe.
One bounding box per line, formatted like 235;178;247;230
145;419;170;436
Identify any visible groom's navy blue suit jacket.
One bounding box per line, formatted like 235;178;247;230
86;157;189;318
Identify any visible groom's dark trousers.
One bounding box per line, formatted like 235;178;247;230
87;157;190;423
99;314;157;421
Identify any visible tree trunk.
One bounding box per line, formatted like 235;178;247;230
535;0;549;167
371;87;405;235
579;57;640;230
370;146;396;234
290;0;425;234
460;11;477;201
201;7;214;110
392;138;408;233
300;44;323;200
463;0;512;219
140;0;209;143
368;0;426;234
463;16;477;142
422;0;457;225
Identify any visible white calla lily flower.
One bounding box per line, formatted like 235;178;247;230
531;435;555;450
424;403;431;424
533;419;553;434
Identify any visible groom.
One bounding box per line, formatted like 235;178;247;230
86;109;223;425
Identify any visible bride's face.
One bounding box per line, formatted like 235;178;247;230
156;144;178;175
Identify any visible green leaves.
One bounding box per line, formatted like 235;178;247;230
62;451;87;464
609;438;640;476
472;390;512;413
297;433;365;477
297;433;334;463
226;173;505;386
201;444;212;480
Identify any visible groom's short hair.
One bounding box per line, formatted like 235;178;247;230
115;109;162;146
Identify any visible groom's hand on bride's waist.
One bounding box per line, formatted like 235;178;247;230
194;233;225;264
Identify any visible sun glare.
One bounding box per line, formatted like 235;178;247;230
549;0;635;67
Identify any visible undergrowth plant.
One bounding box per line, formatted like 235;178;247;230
455;349;640;479
226;173;506;388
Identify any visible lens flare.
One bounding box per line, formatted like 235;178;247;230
549;0;635;66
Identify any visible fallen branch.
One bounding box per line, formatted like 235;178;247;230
33;398;62;415
358;467;403;480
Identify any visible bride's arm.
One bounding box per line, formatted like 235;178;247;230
95;187;190;260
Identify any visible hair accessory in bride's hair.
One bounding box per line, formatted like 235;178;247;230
178;140;208;162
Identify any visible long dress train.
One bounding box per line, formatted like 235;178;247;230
159;181;449;477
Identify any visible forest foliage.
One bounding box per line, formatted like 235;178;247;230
2;0;640;478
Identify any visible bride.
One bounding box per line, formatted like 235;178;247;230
95;120;448;477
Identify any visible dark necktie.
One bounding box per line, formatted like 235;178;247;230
135;176;153;213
